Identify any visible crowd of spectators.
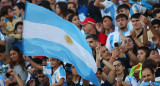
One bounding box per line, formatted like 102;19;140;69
0;0;160;86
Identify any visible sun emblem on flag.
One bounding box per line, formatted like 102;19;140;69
65;35;73;45
136;10;138;13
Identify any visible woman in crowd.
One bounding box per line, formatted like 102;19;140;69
113;59;138;86
68;14;81;29
9;46;28;82
55;2;67;18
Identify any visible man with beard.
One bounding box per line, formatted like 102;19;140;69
106;14;130;52
86;34;98;60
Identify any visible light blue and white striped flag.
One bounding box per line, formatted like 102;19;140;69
23;2;100;86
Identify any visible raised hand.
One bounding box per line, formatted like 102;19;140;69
95;22;103;32
23;56;31;61
152;36;160;46
7;68;17;76
130;30;137;39
112;47;120;58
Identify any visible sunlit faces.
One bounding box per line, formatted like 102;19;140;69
49;58;60;67
1;0;9;7
116;17;128;29
71;15;80;27
37;73;49;85
71;65;79;76
87;38;97;50
102;17;113;29
96;70;102;82
149;50;159;64
113;60;125;75
155;12;160;20
124;37;134;49
55;4;61;15
82;24;93;34
153;24;160;34
7;9;15;18
137;50;146;62
10;50;19;62
13;6;20;17
15;25;23;34
0;52;5;61
131;18;142;30
142;68;155;82
67;3;76;13
100;46;111;60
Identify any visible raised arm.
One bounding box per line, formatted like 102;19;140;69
99;57;116;84
94;0;105;9
130;30;144;47
7;69;25;86
23;56;43;70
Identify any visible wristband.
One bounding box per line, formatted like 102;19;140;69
111;56;116;60
100;58;104;63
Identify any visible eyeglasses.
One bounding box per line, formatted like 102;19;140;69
113;63;122;68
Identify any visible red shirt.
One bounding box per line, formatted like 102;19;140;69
98;32;107;45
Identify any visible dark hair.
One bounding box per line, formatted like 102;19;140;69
36;69;43;74
14;2;25;11
64;9;74;18
151;19;160;26
126;36;138;55
116;14;128;20
153;3;160;10
131;13;141;20
0;6;12;16
142;58;157;69
42;56;48;60
138;47;150;59
39;0;52;11
67;2;76;12
142;67;155;75
117;4;130;13
68;14;77;22
114;59;129;81
86;34;98;41
14;21;23;31
55;2;67;17
0;45;5;53
32;58;42;65
101;15;113;22
9;46;26;71
97;68;102;73
153;9;160;18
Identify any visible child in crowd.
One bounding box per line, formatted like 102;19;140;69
129;47;150;81
24;56;67;86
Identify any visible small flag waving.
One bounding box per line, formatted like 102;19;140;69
23;2;100;86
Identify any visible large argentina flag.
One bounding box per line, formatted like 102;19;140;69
23;2;100;86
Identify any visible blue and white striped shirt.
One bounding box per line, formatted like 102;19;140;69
100;0;122;26
106;29;130;52
43;66;67;86
130;4;146;16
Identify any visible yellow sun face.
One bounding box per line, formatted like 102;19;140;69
65;35;73;45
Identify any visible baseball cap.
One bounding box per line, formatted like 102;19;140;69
80;17;96;26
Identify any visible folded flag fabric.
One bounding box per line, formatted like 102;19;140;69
23;2;100;86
